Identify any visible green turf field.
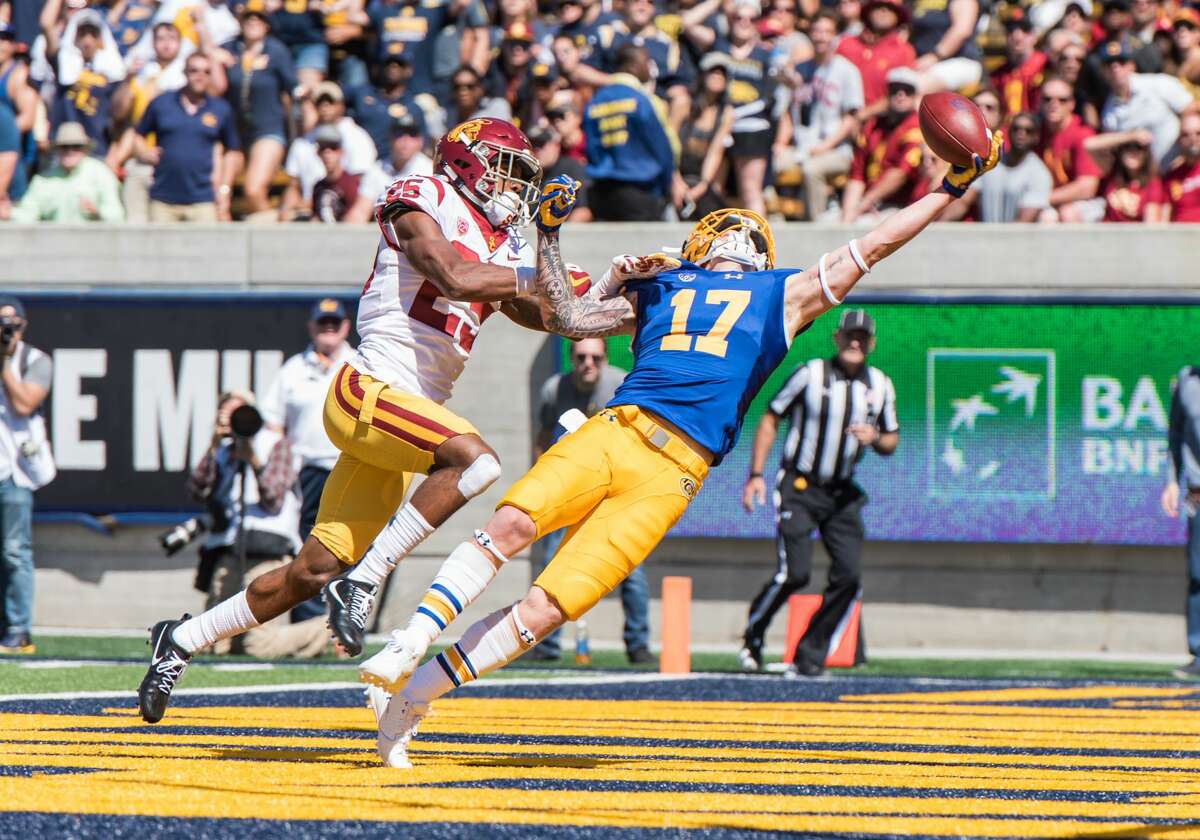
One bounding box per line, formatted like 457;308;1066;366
0;634;1190;694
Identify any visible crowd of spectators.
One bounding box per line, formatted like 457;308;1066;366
1;0;1198;224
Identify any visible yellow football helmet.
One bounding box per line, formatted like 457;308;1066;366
681;208;776;271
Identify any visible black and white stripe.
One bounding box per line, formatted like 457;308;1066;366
768;358;898;484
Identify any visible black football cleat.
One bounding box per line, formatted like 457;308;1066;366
323;577;378;657
138;616;192;723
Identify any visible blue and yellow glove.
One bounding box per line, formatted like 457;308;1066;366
535;175;580;232
942;129;1005;198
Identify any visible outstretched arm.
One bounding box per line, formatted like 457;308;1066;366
784;132;1003;337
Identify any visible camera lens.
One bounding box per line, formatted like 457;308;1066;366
229;404;264;438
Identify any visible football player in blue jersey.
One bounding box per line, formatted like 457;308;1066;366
358;134;1003;768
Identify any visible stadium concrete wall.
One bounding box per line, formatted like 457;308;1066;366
6;223;1199;655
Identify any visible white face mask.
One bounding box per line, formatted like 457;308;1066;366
699;227;767;271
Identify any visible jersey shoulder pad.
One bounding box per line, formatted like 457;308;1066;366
377;174;452;218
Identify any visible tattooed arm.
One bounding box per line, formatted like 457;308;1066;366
535;229;638;339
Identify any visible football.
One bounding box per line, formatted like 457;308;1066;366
918;92;991;167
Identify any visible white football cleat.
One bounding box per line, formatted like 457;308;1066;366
365;683;389;724
360;628;427;692
377;691;429;769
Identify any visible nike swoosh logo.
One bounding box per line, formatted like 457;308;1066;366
329;587;346;609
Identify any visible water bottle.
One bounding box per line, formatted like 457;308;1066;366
574;619;591;665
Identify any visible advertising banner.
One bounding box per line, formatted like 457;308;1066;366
601;301;1195;546
20;293;356;513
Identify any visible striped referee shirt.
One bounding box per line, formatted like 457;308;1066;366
768;357;899;484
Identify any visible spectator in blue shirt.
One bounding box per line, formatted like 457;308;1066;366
47;11;121;157
347;55;428;160
136;52;240;222
583;43;678;221
223;3;297;217
0;101;23;219
367;0;451;97
607;0;694;128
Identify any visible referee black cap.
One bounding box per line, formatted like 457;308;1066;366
838;309;875;336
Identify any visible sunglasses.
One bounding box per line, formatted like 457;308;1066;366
1011;123;1037;133
1043;94;1072;102
572;353;604;363
887;85;915;95
452;80;479;89
547;110;570;121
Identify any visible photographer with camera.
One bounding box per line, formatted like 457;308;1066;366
0;297;54;654
184;391;327;658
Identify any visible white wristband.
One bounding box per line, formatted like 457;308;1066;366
515;266;536;296
848;239;870;274
818;252;842;306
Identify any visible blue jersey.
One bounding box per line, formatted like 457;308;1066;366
609;263;793;464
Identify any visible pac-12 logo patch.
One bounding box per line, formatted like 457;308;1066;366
679;477;698;499
678;273;696;282
456;218;469;236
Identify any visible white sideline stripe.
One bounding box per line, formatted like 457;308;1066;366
0;671;706;704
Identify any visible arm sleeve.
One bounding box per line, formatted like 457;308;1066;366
275;40;299;93
255;436;297;515
878;374;899;433
842;61;864;112
187;449;218;501
1158;74;1194;114
768;365;808;416
135;97;157;136
1169;369;1186;483
9;178;44;222
374;173;447;245
96;167;126;222
1073;130;1102;179
218;104;240;151
1019;160;1053;209
23;353;53;389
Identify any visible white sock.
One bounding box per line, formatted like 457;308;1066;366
407;542;500;645
348;503;434;587
405;605;534;703
171;590;260;654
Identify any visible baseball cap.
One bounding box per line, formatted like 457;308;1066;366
313;124;342;147
312;80;344;103
1175;8;1200;28
838;309;875;336
237;0;271;19
527;124;556;147
1100;37;1136;62
885;65;919;90
1102;0;1130;11
699;52;733;72
502;20;535;43
863;0;910;25
0;22;15;40
0;297;27;320
390;112;421;137
530;62;559;83
1004;9;1034;31
309;298;347;322
74;9;104;34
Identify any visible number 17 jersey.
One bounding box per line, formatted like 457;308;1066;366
353;174;535;404
609;263;793;464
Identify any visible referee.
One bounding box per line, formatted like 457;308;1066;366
739;309;898;677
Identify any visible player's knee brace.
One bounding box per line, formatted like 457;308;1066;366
473;529;510;565
457;453;501;500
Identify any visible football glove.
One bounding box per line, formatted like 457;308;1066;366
535;175;580;232
942;129;1005;199
593;253;683;299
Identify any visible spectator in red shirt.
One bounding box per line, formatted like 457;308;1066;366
1165;111;1200;221
1096;136;1165;221
991;15;1047;121
842;65;922;221
1037;75;1102;220
836;0;914;113
311;124;371;223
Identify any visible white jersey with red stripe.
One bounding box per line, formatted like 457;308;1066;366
352;173;534;404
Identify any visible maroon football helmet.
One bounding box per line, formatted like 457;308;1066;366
434;118;542;227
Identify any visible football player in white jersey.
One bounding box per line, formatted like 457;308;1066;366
138;118;584;723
